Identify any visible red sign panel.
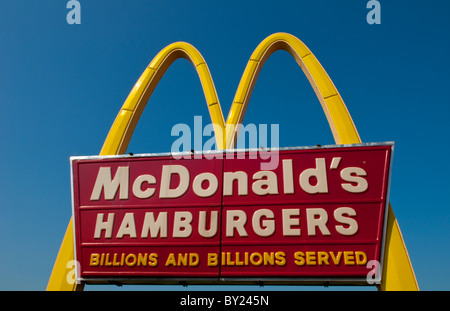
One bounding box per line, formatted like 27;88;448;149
71;143;393;285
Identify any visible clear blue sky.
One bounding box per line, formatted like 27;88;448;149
0;0;449;291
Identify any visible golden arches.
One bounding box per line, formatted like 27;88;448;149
47;33;418;291
100;33;360;154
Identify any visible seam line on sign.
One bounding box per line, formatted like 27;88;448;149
218;155;225;281
81;242;220;247
220;240;379;246
220;200;384;207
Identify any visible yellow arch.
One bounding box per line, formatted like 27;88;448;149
224;33;418;291
224;32;360;148
47;41;226;291
100;41;226;154
47;33;418;291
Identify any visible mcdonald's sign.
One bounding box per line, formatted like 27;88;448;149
47;33;418;291
71;143;393;285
